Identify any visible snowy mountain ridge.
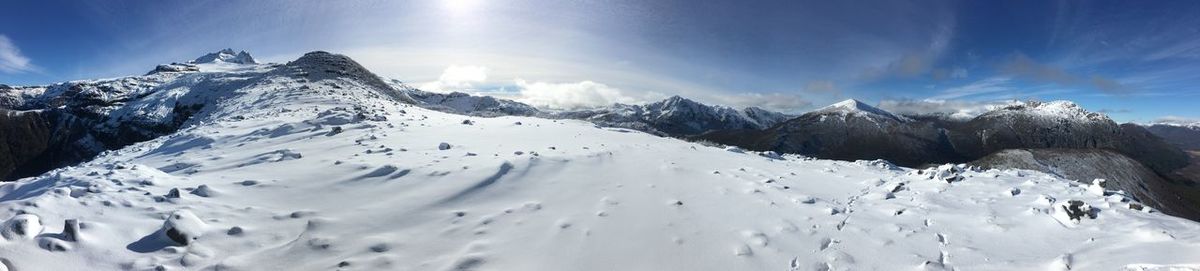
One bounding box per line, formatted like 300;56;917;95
387;80;540;118
554;95;792;136
385;85;794;136
0;49;796;181
1149;121;1200;129
981;100;1112;124
813;99;911;123
192;48;258;65
2;50;1199;270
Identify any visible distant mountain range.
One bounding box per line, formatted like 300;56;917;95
698;98;1200;220
2;49;1198;221
1144;122;1200;151
0;49;793;182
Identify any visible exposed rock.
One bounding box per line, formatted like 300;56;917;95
162;210;207;246
63;219;81;242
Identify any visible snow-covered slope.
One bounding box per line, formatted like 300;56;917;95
0;50;277;181
812;99;911;123
2;52;1200;270
977;100;1111;124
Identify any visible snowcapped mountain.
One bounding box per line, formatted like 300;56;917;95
192;48;258;65
2;49;792;182
811;99;912;123
554;95;793;136
387;87;793;136
953;101;1191;174
0;50;411;182
702;99;957;166
388;80;540;117
2;50;1200;270
701;99;1200;220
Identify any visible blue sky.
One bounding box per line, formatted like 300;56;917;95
2;0;1199;122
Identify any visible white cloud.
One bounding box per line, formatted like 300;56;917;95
512;79;661;110
418;65;489;93
930;77;1013;100
1152;115;1200;126
710;93;812;113
0;35;35;74
950;68;968;79
877;99;1019;120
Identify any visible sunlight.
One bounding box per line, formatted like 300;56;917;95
443;0;483;14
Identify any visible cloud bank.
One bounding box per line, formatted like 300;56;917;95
0;35;35;74
999;53;1130;95
417;65;490;93
1151;115;1200;126
513;79;662;110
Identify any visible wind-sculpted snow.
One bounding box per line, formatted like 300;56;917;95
1;82;1198;270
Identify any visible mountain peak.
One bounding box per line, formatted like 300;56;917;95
827;99;870;110
192;48;257;64
815;99;908;122
659;95;698;106
283;51;416;104
990;100;1110;122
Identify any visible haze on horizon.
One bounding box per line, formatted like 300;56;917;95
2;0;1199;123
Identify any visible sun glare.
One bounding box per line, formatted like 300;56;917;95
443;0;482;14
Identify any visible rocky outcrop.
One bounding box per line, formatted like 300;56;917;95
283;51;415;104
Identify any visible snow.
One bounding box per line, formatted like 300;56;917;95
987;100;1111;123
814;99;912;123
192;48;257;65
549;95;792;136
1149;120;1200;129
2;53;1200;270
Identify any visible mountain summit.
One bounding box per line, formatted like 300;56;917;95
191;48;257;64
814;99;910;122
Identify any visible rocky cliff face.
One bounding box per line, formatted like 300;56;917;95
0;111;50;180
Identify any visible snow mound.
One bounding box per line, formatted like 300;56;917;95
1;214;42;240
